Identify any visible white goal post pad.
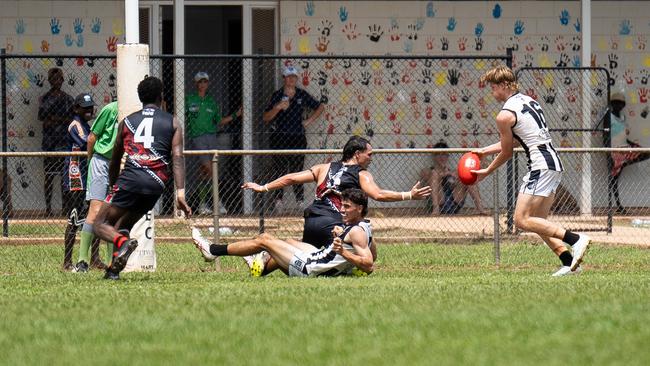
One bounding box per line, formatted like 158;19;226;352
123;211;156;272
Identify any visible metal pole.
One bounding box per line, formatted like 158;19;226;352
493;170;500;266
1;48;8;237
505;48;515;234
212;153;222;271
124;0;140;44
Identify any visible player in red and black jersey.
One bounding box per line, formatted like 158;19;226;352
94;76;191;280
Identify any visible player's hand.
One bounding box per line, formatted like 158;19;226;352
177;197;192;218
410;181;432;200
241;182;266;193
332;237;344;254
331;225;344;238
470;168;490;183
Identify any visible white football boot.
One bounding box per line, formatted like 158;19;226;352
552;265;583;277
192;227;216;262
570;234;591;271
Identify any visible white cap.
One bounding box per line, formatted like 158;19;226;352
282;66;299;77
194;71;209;82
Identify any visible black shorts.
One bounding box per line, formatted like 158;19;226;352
302;211;343;248
108;187;160;216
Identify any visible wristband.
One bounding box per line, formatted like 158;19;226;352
263;184;269;192
401;192;406;201
408;192;412;200
176;188;185;199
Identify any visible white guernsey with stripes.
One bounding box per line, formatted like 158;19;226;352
288;220;373;277
502;92;563;172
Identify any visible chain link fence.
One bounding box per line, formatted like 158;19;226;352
1;53;649;258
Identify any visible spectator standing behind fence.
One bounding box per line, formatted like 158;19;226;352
74;101;119;273
420;140;488;216
38;67;74;216
608;92;650;214
61;94;95;272
263;66;324;213
185;71;241;215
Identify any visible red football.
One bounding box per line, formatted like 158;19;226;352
458;152;480;185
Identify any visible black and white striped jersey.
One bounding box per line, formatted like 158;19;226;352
302;220;372;277
502;92;563;172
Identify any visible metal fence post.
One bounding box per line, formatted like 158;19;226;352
493;170;500;266
1;48;8;237
211;152;222;271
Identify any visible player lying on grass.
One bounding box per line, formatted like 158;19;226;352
192;188;376;277
240;135;428;274
471;65;590;277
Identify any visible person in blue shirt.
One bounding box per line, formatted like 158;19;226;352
62;93;96;272
262;66;324;212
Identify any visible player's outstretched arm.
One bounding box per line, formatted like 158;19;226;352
472;110;516;182
359;171;432;202
332;228;374;274
241;163;327;193
172;117;191;217
108;120;125;188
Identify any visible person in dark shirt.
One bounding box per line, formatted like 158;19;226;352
262;65;324;211
61;93;96;272
38;67;74;216
93;77;191;280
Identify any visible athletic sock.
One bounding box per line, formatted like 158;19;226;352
77;223;94;264
559;251;573;267
113;234;128;249
563;231;580;246
105;242;114;264
209;244;228;256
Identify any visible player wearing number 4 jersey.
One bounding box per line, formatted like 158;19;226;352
94;77;192;280
472;66;590;277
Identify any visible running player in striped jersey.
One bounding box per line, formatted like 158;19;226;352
94;77;192;280
192;188;375;277
471;65;590;277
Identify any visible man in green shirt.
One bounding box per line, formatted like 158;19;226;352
74;101;119;271
185;71;241;214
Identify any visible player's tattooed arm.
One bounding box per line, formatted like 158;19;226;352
243;163;327;192
359;171;432;201
108;121;125;187
172;117;191;217
171;117;185;190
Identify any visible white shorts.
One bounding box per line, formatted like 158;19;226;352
288;251;309;277
519;170;562;197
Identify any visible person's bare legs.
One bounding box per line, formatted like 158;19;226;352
514;192;569;240
527;192;567;255
221;233;303;273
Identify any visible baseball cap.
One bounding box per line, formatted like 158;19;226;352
74;93;96;108
282;66;299;77
610;92;626;103
194;71;209;82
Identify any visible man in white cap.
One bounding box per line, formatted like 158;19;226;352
185;71;241;215
262;65;324;213
608;91;650;214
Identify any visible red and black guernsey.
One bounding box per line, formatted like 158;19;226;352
308;161;364;218
116;107;174;195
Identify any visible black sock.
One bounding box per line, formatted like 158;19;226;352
563;231;580;246
559;251;573;267
209;244;228;256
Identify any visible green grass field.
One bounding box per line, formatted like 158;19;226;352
1;242;649;365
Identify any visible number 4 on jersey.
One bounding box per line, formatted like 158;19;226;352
134;117;155;148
